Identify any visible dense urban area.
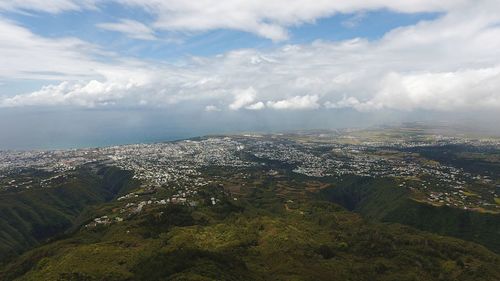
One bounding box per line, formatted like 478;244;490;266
1;127;499;222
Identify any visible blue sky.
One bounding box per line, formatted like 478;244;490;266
0;0;499;148
5;6;438;63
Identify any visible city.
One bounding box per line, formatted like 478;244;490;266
2;128;498;222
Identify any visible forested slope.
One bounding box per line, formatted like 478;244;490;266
0;166;135;263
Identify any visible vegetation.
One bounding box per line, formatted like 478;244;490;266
404;145;500;180
0;166;135;263
320;176;500;253
1;139;499;280
1;178;500;281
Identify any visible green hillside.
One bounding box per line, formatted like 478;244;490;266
321;176;500;253
0;168;498;281
0;166;135;263
1;165;499;280
2;196;500;281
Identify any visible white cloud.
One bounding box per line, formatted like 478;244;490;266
323;67;500;112
324;97;361;109
267;95;320;110
2;0;474;41
0;75;149;108
0;0;96;13
364;68;500;111
0;18;110;81
1;0;500;114
97;19;157;41
229;87;256;110
245;102;265;110
117;0;472;41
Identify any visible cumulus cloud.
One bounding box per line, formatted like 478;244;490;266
229;87;257;110
1;0;500;114
366;68;500;111
323;67;500;112
267;95;320;110
246;102;265;110
324;97;362;110
0;76;147;108
97;19;157;41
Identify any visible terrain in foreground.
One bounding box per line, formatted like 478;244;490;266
0;124;499;280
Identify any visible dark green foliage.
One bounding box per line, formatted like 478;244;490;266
1;165;500;280
2;195;499;281
133;249;252;281
382;200;500;253
404;145;500;179
321;176;500;253
56;272;94;281
315;244;335;259
0;166;135;263
139;204;196;237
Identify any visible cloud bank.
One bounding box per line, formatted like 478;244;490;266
1;0;500;114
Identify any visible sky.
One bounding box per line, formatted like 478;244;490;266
1;0;500;149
